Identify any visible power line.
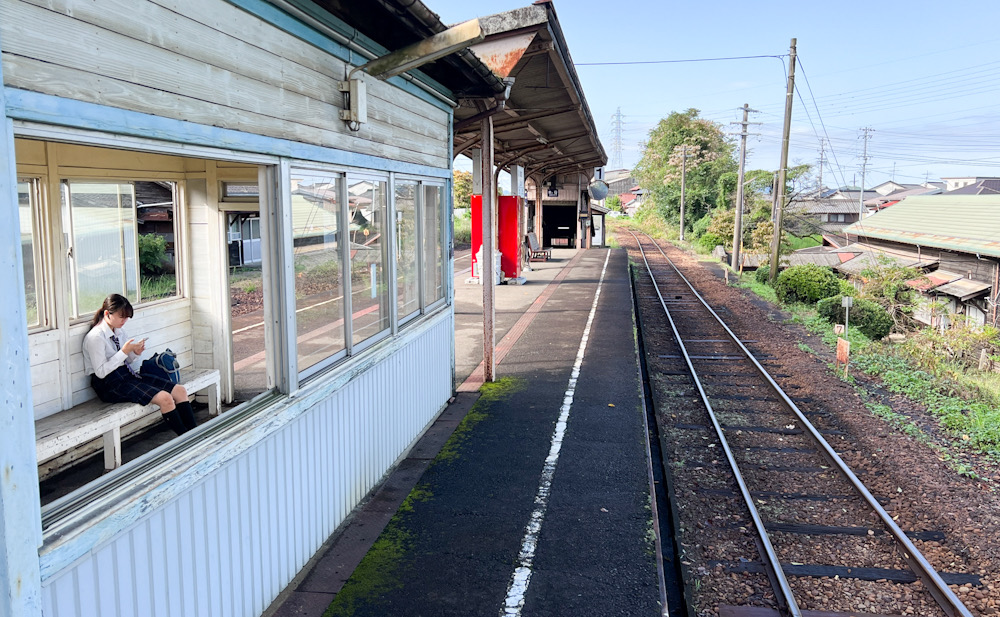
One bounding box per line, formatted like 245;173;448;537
575;54;785;66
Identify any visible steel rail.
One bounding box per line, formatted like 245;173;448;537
632;231;974;617
629;230;804;617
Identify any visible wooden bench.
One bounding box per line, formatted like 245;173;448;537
526;232;551;262
36;368;221;471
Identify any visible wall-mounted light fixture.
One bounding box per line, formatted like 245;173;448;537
339;19;484;131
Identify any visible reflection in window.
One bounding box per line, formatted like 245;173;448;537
395;180;419;322
348;177;389;346
18;180;39;328
292;171;345;372
422;184;446;306
63;180;179;319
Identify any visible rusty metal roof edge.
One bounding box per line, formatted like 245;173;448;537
385;0;509;97
844;226;1000;259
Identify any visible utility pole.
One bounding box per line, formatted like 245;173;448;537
731;104;759;271
679;144;688;241
858;127;873;219
769;38;796;283
817;138;826;194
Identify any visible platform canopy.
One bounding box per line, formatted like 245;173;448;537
301;0;605;182
454;2;607;181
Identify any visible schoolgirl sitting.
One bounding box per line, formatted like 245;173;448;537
82;293;195;435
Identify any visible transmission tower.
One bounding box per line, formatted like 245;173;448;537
609;107;624;170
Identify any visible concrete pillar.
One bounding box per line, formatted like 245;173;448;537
534;180;543;245
509;164;524;198
0;85;44;616
470;148;482;195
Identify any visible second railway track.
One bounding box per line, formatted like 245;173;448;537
624;230;981;617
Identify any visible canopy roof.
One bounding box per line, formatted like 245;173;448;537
307;1;605;181
453;2;607;181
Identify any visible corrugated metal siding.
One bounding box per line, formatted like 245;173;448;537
40;314;453;617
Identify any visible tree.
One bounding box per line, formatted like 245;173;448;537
633;109;737;231
605;194;622;212
453;169;473;210
857;254;925;331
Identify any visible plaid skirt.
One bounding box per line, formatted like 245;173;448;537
91;365;176;406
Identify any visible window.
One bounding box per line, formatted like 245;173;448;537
422;183;446;306
348;176;390;347
291;170;346;373
18;179;40;328
395;180;419;322
62;180;179;319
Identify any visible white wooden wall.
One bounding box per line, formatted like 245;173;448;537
40;313;454;617
0;0;451;168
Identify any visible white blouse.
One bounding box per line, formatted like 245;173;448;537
82;320;141;379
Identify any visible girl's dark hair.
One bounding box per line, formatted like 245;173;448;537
90;293;134;328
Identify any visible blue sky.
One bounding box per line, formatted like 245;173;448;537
431;0;1000;189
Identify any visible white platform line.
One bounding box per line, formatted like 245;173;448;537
500;249;611;617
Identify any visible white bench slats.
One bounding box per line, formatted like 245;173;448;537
36;368;221;470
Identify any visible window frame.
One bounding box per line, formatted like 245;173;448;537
60;177;185;323
286;165;349;383
18;176;49;331
420;180;448;314
343;170;392;356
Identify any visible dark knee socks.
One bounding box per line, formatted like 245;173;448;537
176;401;197;431
161;410;188;435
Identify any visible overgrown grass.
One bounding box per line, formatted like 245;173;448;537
853;351;1000;455
734;275;778;304
453;210;471;247
735;274;1000;464
140;274;177;301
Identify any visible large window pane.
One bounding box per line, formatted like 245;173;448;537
348;177;389;346
422;184;446;306
135;181;179;302
64;180;179;319
65;181;138;317
395;180;419;321
291;171;346;371
18;180;39;328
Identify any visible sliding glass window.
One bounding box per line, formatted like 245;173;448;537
422;183;446;307
395;180;420;323
18;179;41;328
347;176;390;348
290;170;346;373
62;180;180;320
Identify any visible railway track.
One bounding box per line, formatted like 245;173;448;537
625;230;978;617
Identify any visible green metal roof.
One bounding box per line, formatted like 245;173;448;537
843;195;1000;258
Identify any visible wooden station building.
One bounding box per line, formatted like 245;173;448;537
0;1;604;616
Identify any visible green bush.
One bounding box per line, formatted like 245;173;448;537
138;233;167;275
817;295;894;340
696;232;725;252
754;265;771;285
774;264;840;304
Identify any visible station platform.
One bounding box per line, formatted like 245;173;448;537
268;247;663;616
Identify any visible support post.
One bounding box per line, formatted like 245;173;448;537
769;38;797;282
731;104;750;271
0;92;44;616
534;180;543;247
481;117;496;383
679;144;687;241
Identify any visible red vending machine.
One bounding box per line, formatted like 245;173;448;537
470;195;524;281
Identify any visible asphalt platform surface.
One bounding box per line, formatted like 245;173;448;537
268;248;661;617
